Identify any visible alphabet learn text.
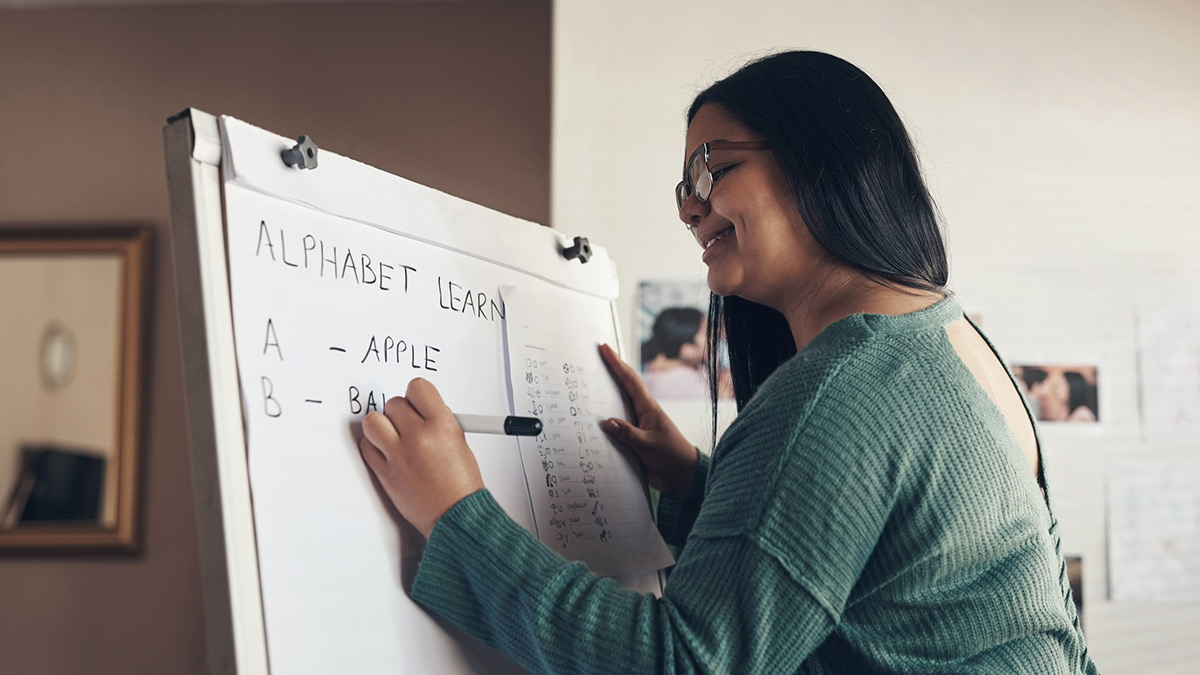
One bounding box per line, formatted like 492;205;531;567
255;220;416;293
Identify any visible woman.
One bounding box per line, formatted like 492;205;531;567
360;51;1098;673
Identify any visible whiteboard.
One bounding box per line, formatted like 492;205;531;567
164;110;662;675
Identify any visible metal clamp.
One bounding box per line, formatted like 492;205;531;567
281;136;319;169
562;236;592;263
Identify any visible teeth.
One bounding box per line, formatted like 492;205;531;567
705;228;733;249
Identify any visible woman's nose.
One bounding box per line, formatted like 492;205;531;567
678;194;709;231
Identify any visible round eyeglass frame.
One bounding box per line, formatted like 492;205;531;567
674;140;771;210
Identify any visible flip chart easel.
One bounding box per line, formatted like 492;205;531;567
163;110;663;675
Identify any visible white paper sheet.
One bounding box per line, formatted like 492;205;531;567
1137;307;1200;439
501;285;674;577
1108;460;1200;603
226;184;537;674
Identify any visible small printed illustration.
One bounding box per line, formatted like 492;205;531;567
637;279;732;400
1011;364;1099;423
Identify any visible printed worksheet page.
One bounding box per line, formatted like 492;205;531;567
501;285;674;577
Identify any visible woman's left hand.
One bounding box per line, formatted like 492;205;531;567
359;378;484;538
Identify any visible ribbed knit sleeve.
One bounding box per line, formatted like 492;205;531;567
654;451;710;547
412;488;833;675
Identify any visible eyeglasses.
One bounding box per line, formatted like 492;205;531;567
675;140;771;210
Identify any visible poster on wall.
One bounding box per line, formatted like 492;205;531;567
1136;307;1200;440
1010;363;1100;424
636;279;731;401
1107;460;1200;603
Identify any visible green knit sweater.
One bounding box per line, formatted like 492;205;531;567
411;297;1098;674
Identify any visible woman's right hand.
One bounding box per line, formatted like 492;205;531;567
598;343;700;497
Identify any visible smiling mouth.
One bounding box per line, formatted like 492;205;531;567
702;227;734;249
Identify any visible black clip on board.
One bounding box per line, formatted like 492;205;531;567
563;236;592;263
282;135;319;170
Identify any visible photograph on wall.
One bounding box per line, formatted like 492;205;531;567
1010;364;1100;423
1066;555;1084;633
636;279;732;401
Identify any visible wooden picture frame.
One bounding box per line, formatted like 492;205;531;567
0;226;151;552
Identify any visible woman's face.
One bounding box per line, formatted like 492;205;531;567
679;105;831;309
677;318;707;367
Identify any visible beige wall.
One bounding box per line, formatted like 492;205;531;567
0;3;550;673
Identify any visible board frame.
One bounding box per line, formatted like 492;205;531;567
164;109;270;675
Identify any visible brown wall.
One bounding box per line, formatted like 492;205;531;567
0;4;550;673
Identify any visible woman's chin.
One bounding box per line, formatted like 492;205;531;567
705;270;738;299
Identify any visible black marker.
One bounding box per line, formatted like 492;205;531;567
453;414;542;437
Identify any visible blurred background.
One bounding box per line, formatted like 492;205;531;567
1;1;1197;673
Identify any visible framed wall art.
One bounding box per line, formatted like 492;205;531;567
0;226;150;552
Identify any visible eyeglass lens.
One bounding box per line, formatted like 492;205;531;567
675;143;712;210
690;146;713;204
675;141;770;210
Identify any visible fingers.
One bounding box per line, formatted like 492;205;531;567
599;343;652;401
603;416;648;447
383;394;424;433
365;381;452;460
602;417;631;441
359;434;387;467
362;410;401;456
405;377;450;420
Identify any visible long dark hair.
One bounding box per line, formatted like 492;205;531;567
691;51;949;441
1064;371;1097;420
640;306;704;367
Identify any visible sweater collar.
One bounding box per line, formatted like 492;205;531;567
854;293;962;335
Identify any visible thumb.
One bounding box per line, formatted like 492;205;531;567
603;417;646;446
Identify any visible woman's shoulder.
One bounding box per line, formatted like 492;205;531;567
720;320;898;467
731;314;979;472
702;313;985;543
749;312;943;410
